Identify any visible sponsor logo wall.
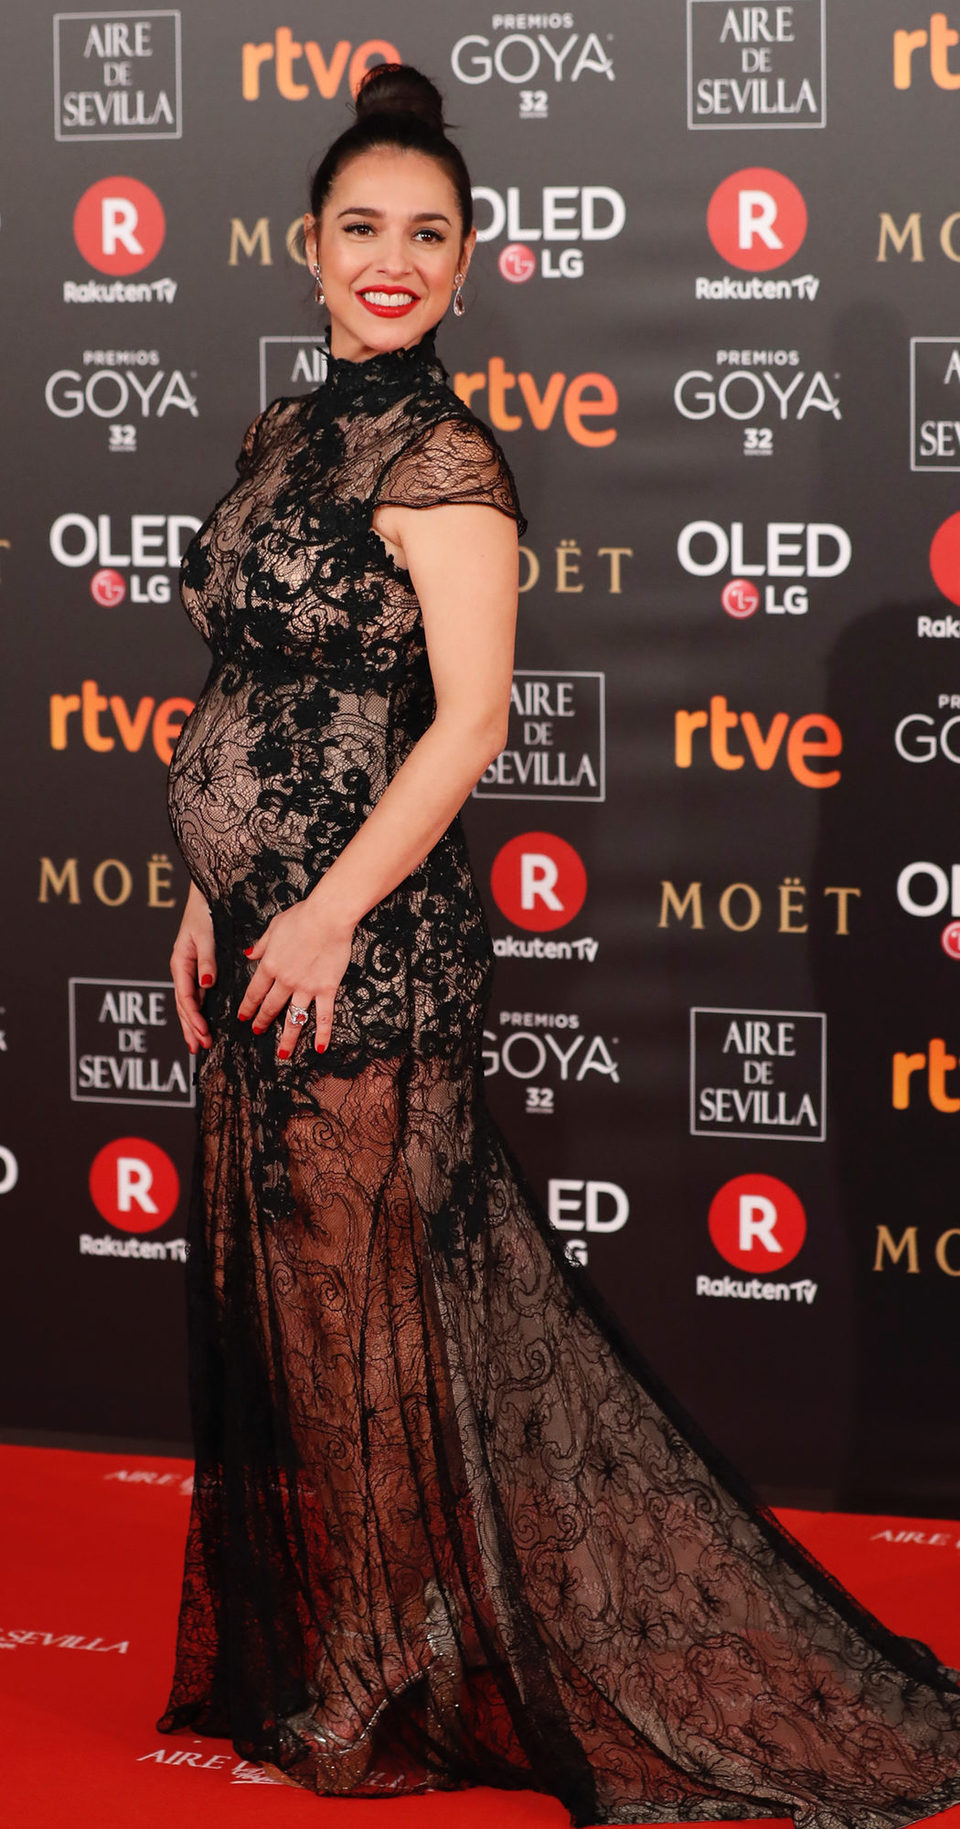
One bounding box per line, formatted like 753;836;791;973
3;0;960;1510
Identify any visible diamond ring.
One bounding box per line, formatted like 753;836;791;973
288;1004;309;1027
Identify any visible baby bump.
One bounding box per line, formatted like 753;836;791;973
167;675;389;910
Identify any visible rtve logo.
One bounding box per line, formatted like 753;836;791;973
708;1174;807;1272
452;360;617;447
73;176;165;274
88;1137;179;1231
706;168;807;271
893;1040;960;1110
894;13;960;86
490;832;587;932
674;697;843;786
241;34;399;100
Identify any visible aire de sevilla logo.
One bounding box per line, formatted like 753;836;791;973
489;832;597;962
74;177;165;274
89;1137;179;1231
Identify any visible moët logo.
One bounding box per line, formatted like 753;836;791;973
708;1174;807;1271
73;176;165;275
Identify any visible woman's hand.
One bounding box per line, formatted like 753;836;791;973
170;883;216;1055
238;895;355;1058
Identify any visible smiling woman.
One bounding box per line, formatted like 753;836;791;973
157;58;960;1829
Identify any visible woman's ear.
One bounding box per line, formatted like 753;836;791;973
459;225;478;279
303;212;318;268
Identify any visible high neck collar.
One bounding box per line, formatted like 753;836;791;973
316;327;445;405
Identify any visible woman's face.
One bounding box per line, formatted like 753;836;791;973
304;146;475;362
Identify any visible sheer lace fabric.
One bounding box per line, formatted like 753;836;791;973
160;331;960;1826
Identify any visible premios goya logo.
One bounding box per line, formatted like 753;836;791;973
687;0;827;130
69;979;194;1106
54;11;182;140
474;670;605;801
450;17;615;120
45;348;198;454
673;347;840;459
484;1009;620;1117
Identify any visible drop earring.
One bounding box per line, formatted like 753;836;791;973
313;263;325;306
452;271;466;318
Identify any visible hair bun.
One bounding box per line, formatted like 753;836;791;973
354;63;446;134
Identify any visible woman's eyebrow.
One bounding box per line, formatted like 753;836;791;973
336;205;452;224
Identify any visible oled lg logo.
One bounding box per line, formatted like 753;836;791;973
489;832;598;960
698;167;818;301
66;177;176;304
698;1173;817;1305
897;861;960;959
50;511;201;607
81;1135;186;1262
473;183;625;283
548;1177;629;1267
677;518;851;618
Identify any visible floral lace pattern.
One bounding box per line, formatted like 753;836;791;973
159;331;960;1826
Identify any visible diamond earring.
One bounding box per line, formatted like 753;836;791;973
452;271;466;318
313;263;325;306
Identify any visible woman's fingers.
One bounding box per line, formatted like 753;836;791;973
170;950;212;1053
276;994;313;1060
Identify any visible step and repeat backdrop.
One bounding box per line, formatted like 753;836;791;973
4;0;960;1510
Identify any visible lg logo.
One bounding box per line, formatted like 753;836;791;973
73;177;165;275
490;831;587;931
708;1174;807;1272
88;1137;179;1232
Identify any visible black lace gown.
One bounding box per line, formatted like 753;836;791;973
159;329;960;1827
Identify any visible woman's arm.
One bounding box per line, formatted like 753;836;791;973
238;500;519;1054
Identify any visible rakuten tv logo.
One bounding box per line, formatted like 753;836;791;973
699;168;818;304
88;1137;178;1231
74;177;165;273
709;1174;807;1271
491;832;586;930
489;832;598;962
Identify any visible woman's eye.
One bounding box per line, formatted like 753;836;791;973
415;229;444;243
344;222;373;235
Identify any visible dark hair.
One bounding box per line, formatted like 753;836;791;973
308;63;473;240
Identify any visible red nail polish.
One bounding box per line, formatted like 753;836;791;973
278;1049;290;1060
243;947;255;957
238;1012;249;1022
316;1042;327;1054
200;974;213;986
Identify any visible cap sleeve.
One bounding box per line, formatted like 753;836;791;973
373;413;527;537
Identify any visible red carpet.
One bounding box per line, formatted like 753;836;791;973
4;1443;960;1829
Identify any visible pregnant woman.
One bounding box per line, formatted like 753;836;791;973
159;60;960;1828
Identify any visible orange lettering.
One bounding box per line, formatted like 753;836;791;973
929;1036;960;1111
487;357;521;431
452;370;486;410
50;693;81;749
349;41;401;97
275;27;309;99
153;698;194;765
892;1050;926;1108
241;41;274;101
563;372;618;447
741;711;789;770
110;695;155;752
517;370;565;430
303;39;351;97
786;713;842;788
674;709;709;768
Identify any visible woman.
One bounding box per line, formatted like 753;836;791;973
159;62;960;1828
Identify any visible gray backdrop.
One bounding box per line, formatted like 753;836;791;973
3;0;959;1512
